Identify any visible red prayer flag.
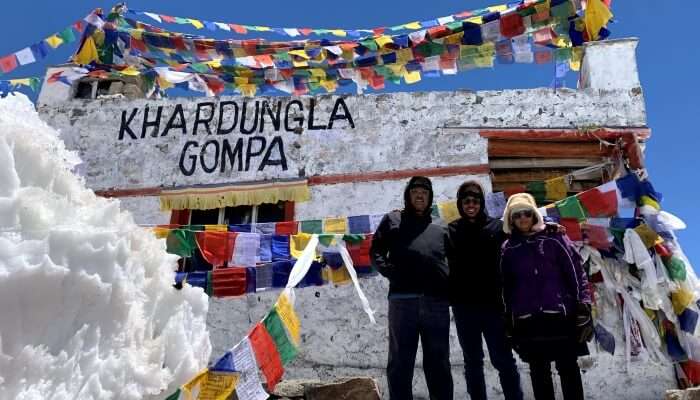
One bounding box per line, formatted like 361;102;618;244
0;54;18;73
130;38;147;53
500;12;525;38
348;235;372;266
161;15;176;23
577;188;618;217
249;323;284;391
582;224;611;250
682;360;700;386
369;75;385;90
504;185;526;198
230;24;247;34
427;26;449;39
73;21;85;32
211;268;247;297
171;36;187;51
275;221;298;235
299;28;313;36
534;50;553;64
195;231;237;267
372;27;386;36
560;218;583;242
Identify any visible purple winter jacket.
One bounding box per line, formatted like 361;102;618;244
499;231;591;320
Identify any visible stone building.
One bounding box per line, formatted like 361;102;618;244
37;38;674;399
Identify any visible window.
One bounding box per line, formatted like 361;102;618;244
188;201;289;225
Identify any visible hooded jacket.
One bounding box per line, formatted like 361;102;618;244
500;230;591;319
370;177;449;298
446;181;506;310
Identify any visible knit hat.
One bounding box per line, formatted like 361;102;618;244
502;192;545;234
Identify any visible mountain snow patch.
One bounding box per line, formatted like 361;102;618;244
0;93;211;400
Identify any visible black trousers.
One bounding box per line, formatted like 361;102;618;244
513;314;586;400
387;296;453;400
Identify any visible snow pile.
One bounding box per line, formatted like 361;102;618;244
0;93;211;399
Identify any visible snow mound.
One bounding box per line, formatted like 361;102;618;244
0;93;211;400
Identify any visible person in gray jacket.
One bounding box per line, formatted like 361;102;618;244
371;176;453;400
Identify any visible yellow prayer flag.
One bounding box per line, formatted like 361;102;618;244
323;218;348;234
255;26;271;32
289;49;311;59
375;35;394;47
292;59;309;68
151;227;171;239
9;78;30;86
130;29;143;40
387;64;406;75
189;19;204;29
322;265;352;285
119;66;141;76
466;16;483;25
205;224;228;232
330;29;347;37
640;195;661;210
234;77;249;85
320;79;338;93
545;177;568;201
239;84;257;97
437;202;460;223
584;0;613;41
444;32;464;45
310;68;326;79
477;42;496;57
205;59;222;68
633;224;663;249
487;5;508;12
290;233;313;259
276;292;301;345
73;36;99;65
672;288;695;315
397;48;414;63
474;56;494;68
233;48;248;58
403;22;422;30
45;34;64;49
182;368;239;400
404;70;421;84
569;47;583;71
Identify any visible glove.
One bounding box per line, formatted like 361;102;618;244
576;303;594;343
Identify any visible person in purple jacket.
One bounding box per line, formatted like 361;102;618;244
499;193;593;400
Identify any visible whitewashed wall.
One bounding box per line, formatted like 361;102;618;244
37;39;674;399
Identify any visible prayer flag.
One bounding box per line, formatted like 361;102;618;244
0;55;18;74
560;218;583;242
672;288;696;315
347;235;372;267
14;47;35;66
248;323;284;391
258;234;273;263
300;220;322;234
577;188;617;217
181;368;239;400
166;229;197;258
556;196;587;221
584;0;613;41
255;262;274;291
231;232;260;267
275;292;301;345
58;27;77;43
680;308;700;334
231;338;269;400
437;201;460;223
272;261;294;287
323;217;348;234
271;235;291;261
211;268;247;297
290;233;314;259
348;215;371;234
500;12;525;38
196;231;237;267
45;35;64;49
73;36;99;65
594;324;615;355
633;224;662;249
545;177;568;201
275;221;298;235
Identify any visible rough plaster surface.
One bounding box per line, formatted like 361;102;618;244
38;87;645;192
207;281;674;400
118;196;169;225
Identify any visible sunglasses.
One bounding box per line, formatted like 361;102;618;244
511;210;534;219
461;197;480;205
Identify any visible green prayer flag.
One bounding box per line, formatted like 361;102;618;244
164;388;181;400
359;39;378;51
665;256;687;282
263;309;298;364
554;47;572;62
318;234;335;247
166;229;197;257
28;77;41;92
551;2;575;19
343;234;365;244
190;63;209;73
301;220;323;234
556;196;587;221
58;27;77;44
526;181;547;203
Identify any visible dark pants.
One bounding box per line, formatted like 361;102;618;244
387;296;453;400
513;314;585;400
452;306;523;400
529;358;584;400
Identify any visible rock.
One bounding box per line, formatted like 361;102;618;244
270;379;323;398
666;386;700;400
304;377;381;400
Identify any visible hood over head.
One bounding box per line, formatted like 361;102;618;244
502;192;545;234
456;180;488;220
404;176;434;215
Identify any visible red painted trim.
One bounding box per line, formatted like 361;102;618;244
96;187;161;197
283;202;295;221
307;164;491;186
170;209;190;225
479;128;651;141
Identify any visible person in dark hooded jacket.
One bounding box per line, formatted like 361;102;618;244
446;181;523;400
371;176;453;400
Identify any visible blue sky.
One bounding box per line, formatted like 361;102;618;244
1;1;697;266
